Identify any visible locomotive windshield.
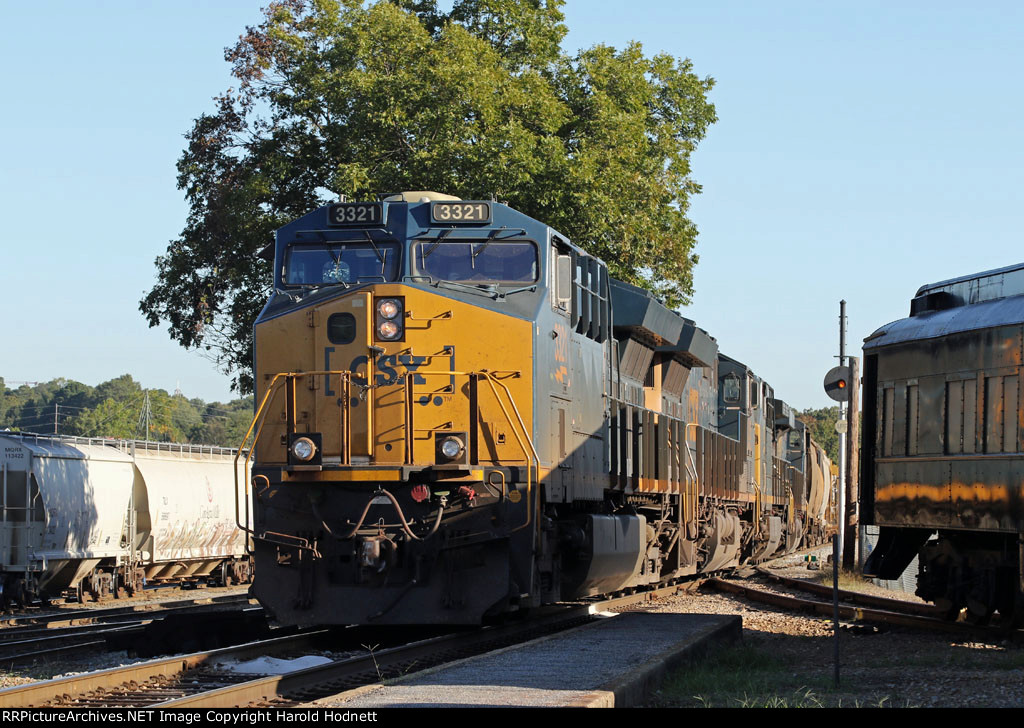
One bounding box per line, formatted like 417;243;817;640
413;241;538;284
284;241;401;286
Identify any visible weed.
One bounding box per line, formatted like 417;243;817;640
361;643;383;682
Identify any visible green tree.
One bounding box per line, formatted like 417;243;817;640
140;0;717;392
796;407;840;464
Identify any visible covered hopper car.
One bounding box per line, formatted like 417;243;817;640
0;433;251;605
242;192;836;626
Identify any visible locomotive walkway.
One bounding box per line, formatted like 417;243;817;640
316;611;740;708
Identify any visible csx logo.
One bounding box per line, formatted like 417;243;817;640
349;353;429;386
323;347;443;399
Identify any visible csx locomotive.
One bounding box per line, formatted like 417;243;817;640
862;262;1024;624
241;192;835;626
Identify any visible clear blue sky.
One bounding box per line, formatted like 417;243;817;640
2;1;1022;409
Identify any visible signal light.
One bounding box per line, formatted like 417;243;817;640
823;366;852;402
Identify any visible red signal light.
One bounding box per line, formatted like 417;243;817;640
823;366;852;402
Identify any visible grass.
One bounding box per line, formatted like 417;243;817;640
653;642;828;708
651;639;909;708
815;566;875;592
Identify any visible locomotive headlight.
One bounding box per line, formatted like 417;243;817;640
377;298;401;320
439;436;465;461
290;437;317;462
378;320;401;340
374;296;405;342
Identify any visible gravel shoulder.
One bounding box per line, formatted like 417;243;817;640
646;553;1024;708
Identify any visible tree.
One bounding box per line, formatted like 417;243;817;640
796;407;840;464
141;0;717;392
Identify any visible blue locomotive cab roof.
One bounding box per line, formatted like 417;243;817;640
865;260;1024;350
271;192;557;293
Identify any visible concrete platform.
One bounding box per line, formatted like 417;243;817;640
318;611;741;708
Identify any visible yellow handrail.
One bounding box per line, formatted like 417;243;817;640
235;368;539;544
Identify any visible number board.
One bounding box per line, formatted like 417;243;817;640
431;201;492;224
327;202;386;226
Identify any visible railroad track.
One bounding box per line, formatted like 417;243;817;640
0;590;251;629
704;575;1024;641
0;585;692;708
0;594;257;668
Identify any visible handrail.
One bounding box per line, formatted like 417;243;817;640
684;423;702;538
235;368;537;546
477;372;540;541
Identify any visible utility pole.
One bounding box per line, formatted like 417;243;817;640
136;392;153;441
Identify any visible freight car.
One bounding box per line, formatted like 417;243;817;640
240;191;835;626
862;262;1024;624
0;433;251;605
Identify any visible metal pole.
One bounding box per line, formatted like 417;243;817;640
833;533;841;688
838;301;847;561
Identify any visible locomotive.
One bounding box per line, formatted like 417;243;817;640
0;433;251;605
862;262;1024;624
242;192;835;626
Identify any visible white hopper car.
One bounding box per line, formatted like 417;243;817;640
0;433;250;604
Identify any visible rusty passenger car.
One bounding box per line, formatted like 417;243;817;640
242;192;835;626
862;263;1024;623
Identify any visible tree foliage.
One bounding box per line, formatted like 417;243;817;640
141;0;717;392
796;407;840;465
0;376;253;447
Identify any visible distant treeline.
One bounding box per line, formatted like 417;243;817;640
0;375;253;448
0;376;847;461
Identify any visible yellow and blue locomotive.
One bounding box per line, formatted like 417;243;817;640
241;192;834;626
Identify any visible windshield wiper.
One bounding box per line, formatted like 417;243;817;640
471;229;502;260
434;279;500;299
360;230;386;274
421;229;453;259
497;283;538;298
